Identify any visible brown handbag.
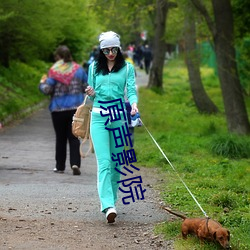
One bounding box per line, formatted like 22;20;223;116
72;95;94;158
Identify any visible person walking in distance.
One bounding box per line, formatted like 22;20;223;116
143;44;152;74
85;31;138;223
39;45;88;175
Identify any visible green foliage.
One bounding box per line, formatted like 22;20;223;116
236;37;250;95
92;0;156;45
0;0;100;66
165;3;184;44
232;0;250;39
164;0;213;45
135;58;250;249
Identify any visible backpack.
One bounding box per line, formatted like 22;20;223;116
72;95;94;158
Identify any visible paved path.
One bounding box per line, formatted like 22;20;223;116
135;68;149;88
0;68;153;222
0;71;172;249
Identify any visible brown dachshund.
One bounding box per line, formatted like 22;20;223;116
162;207;231;249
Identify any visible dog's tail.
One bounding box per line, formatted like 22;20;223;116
161;206;187;220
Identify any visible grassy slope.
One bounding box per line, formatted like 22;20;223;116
0;60;50;123
135;59;250;250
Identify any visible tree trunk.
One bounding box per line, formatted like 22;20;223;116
184;4;218;114
147;0;169;89
212;0;250;134
191;0;250;134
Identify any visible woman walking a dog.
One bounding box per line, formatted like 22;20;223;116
85;31;138;223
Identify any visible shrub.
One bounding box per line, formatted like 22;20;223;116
210;191;237;209
210;135;250;159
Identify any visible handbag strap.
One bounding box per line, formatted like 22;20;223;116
79;112;94;158
124;62;129;100
79;100;93;158
126;62;129;90
83;94;88;105
91;61;95;89
79;136;94;158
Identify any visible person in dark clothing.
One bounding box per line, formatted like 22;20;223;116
134;45;144;69
143;44;152;74
87;46;99;67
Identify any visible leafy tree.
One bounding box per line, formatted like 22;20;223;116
0;0;57;66
191;0;250;134
232;0;250;95
53;1;99;62
148;0;177;89
0;0;99;67
164;1;184;44
183;1;218;114
91;0;155;47
232;0;250;39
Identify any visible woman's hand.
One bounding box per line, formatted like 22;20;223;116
131;103;138;116
85;86;95;97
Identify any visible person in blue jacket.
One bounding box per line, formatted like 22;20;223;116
86;31;138;223
39;45;88;175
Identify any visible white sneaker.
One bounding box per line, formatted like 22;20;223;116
53;168;64;173
106;207;117;223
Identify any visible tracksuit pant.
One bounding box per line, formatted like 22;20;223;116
90;110;125;212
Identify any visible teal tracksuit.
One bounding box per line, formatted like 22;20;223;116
88;62;137;212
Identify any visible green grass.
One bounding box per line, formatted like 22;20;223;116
134;58;250;250
1;57;249;249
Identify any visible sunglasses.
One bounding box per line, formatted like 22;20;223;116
102;47;119;55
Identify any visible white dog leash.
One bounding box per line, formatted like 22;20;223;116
139;118;209;218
